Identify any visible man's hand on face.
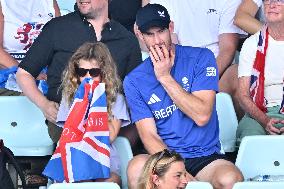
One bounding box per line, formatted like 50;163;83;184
149;44;175;81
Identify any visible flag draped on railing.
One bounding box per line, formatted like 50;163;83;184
43;78;110;182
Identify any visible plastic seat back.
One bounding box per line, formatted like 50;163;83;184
233;181;284;189
216;92;238;152
0;96;53;156
113;136;133;189
235;135;284;180
48;182;120;189
185;181;213;189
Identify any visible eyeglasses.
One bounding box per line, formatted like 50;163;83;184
152;149;176;174
263;0;284;5
75;67;101;77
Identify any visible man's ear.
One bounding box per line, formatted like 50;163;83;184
133;22;149;52
169;21;179;44
169;21;174;33
134;23;144;41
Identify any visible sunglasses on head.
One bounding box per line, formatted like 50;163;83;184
152;149;177;173
75;67;101;77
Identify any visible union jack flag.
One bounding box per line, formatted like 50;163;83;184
250;26;284;114
43;78;110;182
250;27;268;112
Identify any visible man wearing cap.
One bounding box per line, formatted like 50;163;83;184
143;0;245;120
124;4;243;189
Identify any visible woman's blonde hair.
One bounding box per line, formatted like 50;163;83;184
138;149;184;189
61;42;121;117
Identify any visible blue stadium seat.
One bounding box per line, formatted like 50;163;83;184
185;181;213;189
235;135;284;180
216;92;238;153
0;96;53;187
48;182;120;189
0;96;53;156
113;136;133;189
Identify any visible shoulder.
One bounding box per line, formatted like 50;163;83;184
239;32;259;62
44;11;81;28
128;58;152;76
175;45;216;72
109;20;138;42
242;32;260;49
112;93;126;110
176;45;215;60
123;58;152;85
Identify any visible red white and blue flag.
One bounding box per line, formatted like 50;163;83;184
250;26;284;114
250;26;269;112
43;78;110;182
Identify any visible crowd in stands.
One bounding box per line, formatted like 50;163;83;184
0;0;283;188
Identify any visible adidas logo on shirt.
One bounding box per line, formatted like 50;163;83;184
148;94;161;105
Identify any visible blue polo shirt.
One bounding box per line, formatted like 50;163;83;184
123;45;221;158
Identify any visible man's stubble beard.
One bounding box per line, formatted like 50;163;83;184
79;6;104;19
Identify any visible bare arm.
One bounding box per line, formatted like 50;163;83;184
150;45;215;126
238;76;281;134
53;0;61;17
109;118;121;143
161;77;215;126
0;3;18;68
234;0;262;34
136;118;167;154
216;33;239;78
16;68;59;123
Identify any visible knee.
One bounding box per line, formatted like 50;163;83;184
214;169;243;189
127;154;149;189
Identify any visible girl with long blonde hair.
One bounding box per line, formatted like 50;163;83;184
58;42;130;185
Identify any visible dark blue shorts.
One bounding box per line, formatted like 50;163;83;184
184;153;229;177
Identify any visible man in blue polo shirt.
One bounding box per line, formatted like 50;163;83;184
123;4;243;189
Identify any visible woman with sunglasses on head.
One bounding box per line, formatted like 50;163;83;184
56;42;130;185
138;149;189;189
